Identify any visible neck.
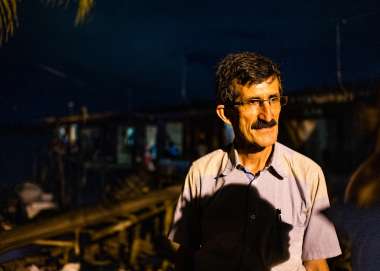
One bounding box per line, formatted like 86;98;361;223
236;144;274;174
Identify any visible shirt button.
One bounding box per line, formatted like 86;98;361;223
249;214;256;220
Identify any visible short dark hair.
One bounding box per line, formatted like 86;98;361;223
215;52;282;105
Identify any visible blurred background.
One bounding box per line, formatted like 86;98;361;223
0;0;379;270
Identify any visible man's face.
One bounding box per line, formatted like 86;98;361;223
230;76;282;150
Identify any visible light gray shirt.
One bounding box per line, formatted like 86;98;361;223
169;142;341;271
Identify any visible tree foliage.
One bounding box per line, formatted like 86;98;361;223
0;0;17;44
0;0;94;45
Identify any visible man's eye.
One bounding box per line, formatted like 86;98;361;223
248;99;261;105
270;97;280;103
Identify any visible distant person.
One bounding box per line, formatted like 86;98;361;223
169;52;341;271
144;144;156;172
345;90;380;207
327;90;380;271
166;140;180;158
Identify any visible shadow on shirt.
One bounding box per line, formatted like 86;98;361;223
171;184;293;271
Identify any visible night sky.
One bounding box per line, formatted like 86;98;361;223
0;0;379;122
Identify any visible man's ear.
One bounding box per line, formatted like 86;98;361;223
216;104;232;125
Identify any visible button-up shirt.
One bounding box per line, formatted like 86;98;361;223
169;142;341;271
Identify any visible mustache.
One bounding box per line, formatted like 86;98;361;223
251;119;277;129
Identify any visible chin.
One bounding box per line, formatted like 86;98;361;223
256;141;276;149
243;139;275;151
253;135;277;149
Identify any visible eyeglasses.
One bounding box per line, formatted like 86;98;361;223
232;96;288;109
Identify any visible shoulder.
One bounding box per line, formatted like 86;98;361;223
276;142;322;170
182;148;228;196
275;142;324;181
190;148;229;177
345;153;380;206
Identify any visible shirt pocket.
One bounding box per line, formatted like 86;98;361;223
281;203;308;227
280;203;308;245
288;208;308;253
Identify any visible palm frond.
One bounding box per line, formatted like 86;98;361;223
45;0;94;25
0;0;18;45
74;0;93;25
0;0;93;45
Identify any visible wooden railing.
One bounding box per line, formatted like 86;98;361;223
0;184;182;269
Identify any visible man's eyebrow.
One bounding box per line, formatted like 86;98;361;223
245;93;280;100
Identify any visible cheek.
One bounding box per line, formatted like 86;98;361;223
274;109;281;120
241;111;258;122
239;115;256;130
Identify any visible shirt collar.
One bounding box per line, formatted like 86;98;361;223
268;143;288;179
220;142;286;180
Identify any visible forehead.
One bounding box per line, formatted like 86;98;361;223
232;77;281;99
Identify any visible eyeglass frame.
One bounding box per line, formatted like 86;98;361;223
230;95;288;109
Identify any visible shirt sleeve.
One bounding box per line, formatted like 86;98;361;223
168;165;202;249
302;166;342;260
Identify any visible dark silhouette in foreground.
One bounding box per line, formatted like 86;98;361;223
171;184;292;271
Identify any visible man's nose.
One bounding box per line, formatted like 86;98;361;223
258;101;274;121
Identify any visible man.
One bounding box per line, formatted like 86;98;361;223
169;52;341;271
